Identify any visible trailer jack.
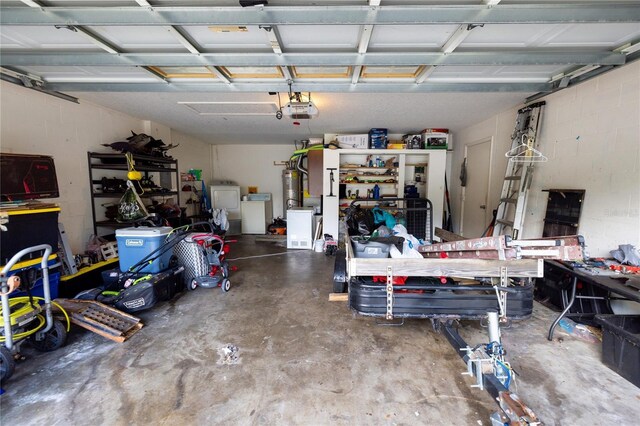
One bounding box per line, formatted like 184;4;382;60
439;313;542;426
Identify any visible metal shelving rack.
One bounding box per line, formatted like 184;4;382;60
87;152;180;236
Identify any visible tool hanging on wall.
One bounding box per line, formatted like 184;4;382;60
493;101;546;239
327;168;337;197
444;175;453;232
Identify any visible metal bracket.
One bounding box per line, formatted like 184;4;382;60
461;346;494;391
492;266;509;320
385;265;393;320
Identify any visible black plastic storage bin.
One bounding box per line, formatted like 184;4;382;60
594;315;640;388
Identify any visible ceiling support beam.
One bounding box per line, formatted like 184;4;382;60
2;4;640;26
261;25;284;55
132;2;233;84
43;81;552;93
415;66;436;84
441;24;477;54
141;66;169;82
19;0;42;8
207;67;231;84
2;51;625;67
357;25;374;54
420;1;499;83
165;26;201;54
55;23;171;83
351;65;362;84
280;66;293;81
72;26;120;54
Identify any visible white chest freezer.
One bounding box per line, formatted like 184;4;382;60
287;208;315;250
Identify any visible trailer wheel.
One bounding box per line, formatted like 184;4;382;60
31;319;67;352
187;278;198;291
333;249;347;293
221;279;231;293
0;346;15;383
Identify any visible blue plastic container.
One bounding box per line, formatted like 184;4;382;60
116;226;173;273
11;271;60;300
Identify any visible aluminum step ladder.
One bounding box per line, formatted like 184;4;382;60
492;101;546;239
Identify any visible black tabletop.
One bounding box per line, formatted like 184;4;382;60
545;260;640;303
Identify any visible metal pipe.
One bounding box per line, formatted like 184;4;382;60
1;282;13;350
0;244;53;350
296;154;308;176
487;311;501;345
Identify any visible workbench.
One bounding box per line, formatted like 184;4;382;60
545;260;640;340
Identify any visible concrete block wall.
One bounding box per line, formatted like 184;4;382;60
450;61;640;257
0;81;212;253
211;144;297;219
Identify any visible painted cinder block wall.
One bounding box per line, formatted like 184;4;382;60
450;61;640;257
0;81;212;253
211;144;299;219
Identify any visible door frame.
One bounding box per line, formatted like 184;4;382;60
460;137;494;236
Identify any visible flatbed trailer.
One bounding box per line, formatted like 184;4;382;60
341;238;543;425
336;198;551;425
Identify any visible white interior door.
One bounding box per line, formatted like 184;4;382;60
462;140;492;238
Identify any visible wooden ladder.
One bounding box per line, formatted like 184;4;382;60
493;101;546;239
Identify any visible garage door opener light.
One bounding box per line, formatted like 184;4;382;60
275;81;319;120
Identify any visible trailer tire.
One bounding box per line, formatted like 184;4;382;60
333;249;347;293
0;346;15;383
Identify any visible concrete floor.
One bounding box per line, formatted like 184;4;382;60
1;236;639;425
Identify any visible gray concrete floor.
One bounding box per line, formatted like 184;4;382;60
1;236;639;425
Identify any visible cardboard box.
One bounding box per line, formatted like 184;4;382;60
421;130;449;150
369;128;388;149
336;134;369;149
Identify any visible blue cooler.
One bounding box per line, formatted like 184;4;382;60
116;227;173;273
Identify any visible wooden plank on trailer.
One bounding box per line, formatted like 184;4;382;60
434;227;466;242
352;258;543;278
